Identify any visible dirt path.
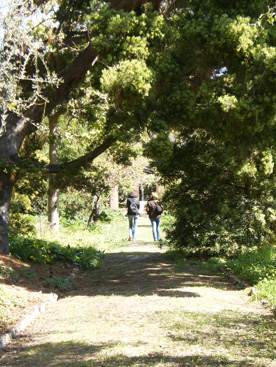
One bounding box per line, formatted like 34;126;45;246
1;237;275;367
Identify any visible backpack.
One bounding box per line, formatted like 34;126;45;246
155;203;163;215
128;199;138;215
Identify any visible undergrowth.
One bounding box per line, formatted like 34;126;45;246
9;237;104;270
224;246;276;311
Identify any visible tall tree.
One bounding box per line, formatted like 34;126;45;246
144;4;276;255
0;0;165;253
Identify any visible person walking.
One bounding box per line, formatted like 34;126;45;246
146;192;163;242
126;191;140;241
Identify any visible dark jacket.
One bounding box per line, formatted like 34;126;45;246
126;197;140;215
146;199;162;219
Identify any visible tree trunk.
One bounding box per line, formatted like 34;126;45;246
0;174;14;255
87;195;101;226
48;112;60;231
110;185;119;209
48;175;59;231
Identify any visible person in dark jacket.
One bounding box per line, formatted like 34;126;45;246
146;192;162;241
126;190;140;241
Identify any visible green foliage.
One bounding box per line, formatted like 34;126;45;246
18;267;37;280
254;279;276;308
9;213;36;238
152;129;276;257
0;0;60;130
0;265;15;280
225;246;276;284
9;237;104;270
43;277;74;291
2;0;276;263
9;187;45;237
101;59;154;100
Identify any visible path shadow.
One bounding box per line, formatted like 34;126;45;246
68;248;233;298
3;331;275;367
1;238;235;300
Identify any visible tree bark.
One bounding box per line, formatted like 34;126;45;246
87;195;101;226
48;112;61;231
0;174;14;254
0;43;99;253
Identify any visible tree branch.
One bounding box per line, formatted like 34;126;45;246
48;136;116;174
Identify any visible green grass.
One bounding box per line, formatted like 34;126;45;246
226;246;276;283
254;278;276;307
224;246;276;310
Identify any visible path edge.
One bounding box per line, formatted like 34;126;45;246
0;292;58;350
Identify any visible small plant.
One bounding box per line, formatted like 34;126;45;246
43;277;74;291
18;267;37;279
225;246;276;284
0;265;16;280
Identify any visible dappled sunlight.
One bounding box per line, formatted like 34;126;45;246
1;229;274;367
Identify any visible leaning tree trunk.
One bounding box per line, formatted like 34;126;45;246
0;43;98;254
48;112;61;231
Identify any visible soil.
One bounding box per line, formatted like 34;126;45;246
0;254;76;337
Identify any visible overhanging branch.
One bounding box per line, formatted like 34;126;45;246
48;136;116;174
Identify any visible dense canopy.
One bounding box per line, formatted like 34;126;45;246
0;0;276;254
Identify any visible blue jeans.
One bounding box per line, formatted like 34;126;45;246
128;215;139;240
151;218;161;241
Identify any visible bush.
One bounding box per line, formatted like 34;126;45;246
9;213;36;237
157;130;276;258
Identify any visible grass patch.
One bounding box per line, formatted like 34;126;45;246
224;246;276;309
43;277;74;291
198;246;276;310
0;285;27;330
254;278;276;307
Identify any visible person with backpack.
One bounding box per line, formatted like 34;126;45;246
126;190;140;241
146;192;163;242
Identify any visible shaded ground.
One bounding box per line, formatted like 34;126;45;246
0;222;275;367
0;253;79;338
